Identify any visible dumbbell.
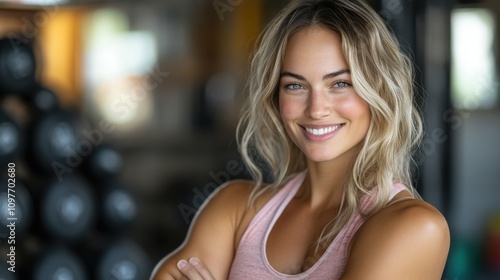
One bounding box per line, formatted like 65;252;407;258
82;143;123;182
31;247;88;280
0;178;33;237
27;108;81;175
0;37;37;95
97;181;137;233
0;109;24;163
36;175;96;242
23;85;60;114
94;239;151;280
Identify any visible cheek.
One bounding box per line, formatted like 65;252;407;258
279;95;301;121
337;95;370;122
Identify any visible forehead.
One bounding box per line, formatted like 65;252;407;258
282;26;348;73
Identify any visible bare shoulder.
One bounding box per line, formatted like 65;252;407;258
342;198;450;280
221;179;277;247
206;179;261;226
214;179;256;204
216;178;278;208
203;178;276;239
365;198;449;239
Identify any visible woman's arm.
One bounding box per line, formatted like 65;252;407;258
150;180;254;280
340;199;450;280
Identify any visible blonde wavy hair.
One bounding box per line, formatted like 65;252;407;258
236;0;423;249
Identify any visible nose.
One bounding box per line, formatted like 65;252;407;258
306;89;331;119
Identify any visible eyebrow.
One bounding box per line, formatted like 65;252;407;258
280;69;350;81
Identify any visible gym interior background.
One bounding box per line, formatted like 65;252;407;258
0;0;499;279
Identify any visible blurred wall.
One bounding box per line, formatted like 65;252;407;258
451;109;500;238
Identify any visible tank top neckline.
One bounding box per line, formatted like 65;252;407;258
232;170;407;279
261;170;351;278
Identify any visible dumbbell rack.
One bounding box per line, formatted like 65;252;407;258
0;18;152;280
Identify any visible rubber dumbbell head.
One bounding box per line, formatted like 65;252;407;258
24;86;60;114
32;247;88;280
99;182;137;232
95;239;151;280
0;38;37;95
0;179;33;236
39;175;96;242
83;143;123;181
0;110;24;163
28;109;80;174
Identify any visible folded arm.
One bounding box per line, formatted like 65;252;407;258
150;181;254;280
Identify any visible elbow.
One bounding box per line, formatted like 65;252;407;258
150;257;182;280
150;271;174;280
150;265;181;280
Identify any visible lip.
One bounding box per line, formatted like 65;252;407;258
300;123;345;141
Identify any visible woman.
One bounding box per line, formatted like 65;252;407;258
151;0;450;279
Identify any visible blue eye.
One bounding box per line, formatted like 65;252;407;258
333;81;351;89
285;83;304;91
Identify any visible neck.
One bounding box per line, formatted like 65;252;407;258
298;145;361;210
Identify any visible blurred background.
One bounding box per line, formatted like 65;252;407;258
0;0;498;279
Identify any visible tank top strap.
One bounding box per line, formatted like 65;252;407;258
235;170;307;250
266;171;307;231
390;183;407;198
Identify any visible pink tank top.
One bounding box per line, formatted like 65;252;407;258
228;170;406;280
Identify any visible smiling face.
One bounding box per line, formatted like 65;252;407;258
279;26;371;164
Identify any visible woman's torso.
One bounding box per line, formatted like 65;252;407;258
229;170;409;279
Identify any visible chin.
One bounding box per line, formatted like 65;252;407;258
303;149;341;163
301;143;362;164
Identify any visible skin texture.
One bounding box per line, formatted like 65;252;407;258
150;26;450;280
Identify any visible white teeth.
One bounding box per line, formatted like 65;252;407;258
305;125;341;136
